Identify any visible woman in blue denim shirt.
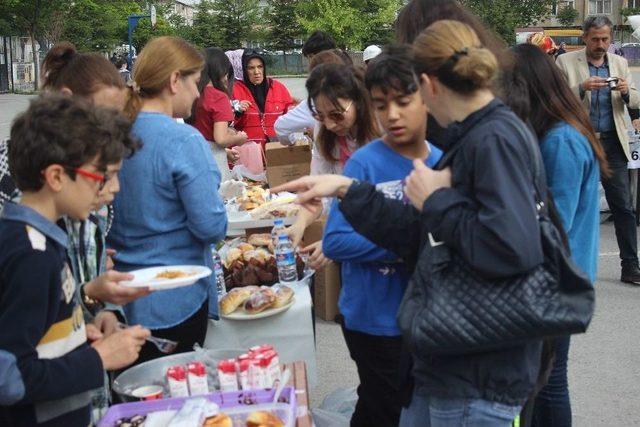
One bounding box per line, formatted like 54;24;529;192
508;44;608;427
109;37;227;363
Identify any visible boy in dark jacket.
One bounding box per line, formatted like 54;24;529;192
0;95;149;427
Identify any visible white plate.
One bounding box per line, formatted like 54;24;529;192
121;265;212;291
226;210;298;230
221;298;295;320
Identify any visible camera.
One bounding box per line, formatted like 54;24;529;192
606;77;619;89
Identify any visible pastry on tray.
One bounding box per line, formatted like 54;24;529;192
248;233;272;247
203;413;232;427
243;288;277;314
246;411;285;427
272;285;294;308
219;288;253;315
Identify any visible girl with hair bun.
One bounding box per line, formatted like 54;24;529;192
272;20;546;426
109;36;227;363
41;42;127;110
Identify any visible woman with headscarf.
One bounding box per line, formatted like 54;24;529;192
232;50;295;149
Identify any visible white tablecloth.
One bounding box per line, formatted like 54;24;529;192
204;282;317;388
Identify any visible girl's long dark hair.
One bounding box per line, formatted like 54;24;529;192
306;63;379;162
199;47;234;96
187;47;233;124
510;44;608;176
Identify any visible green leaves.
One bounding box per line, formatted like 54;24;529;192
209;0;262;50
556;4;579;27
460;0;555;44
265;0;303;51
296;0;401;49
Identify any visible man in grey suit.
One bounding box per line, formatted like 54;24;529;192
557;16;640;284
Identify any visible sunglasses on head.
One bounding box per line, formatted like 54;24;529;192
312;100;353;123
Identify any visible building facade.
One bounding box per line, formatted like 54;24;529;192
540;0;638;28
163;0;200;26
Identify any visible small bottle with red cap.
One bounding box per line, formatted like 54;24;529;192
217;359;239;392
167;365;189;397
187;361;209;395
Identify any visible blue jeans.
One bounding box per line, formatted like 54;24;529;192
531;336;571;427
400;394;521;427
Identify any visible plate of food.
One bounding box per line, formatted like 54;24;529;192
219;285;295;320
121;265;212;291
221;237;306;289
226;188;299;229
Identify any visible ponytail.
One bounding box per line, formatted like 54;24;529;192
124;36;204;119
42;42;123;97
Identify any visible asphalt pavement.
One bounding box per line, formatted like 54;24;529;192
2;81;640;425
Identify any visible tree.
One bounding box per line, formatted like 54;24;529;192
187;0;224;48
296;0;400;49
3;0;64;88
129;3;177;54
265;0;303;51
460;0;555;44
210;0;262;50
58;0;142;52
556;4;579;27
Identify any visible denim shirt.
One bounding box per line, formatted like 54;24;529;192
588;58;615;132
108;112;228;329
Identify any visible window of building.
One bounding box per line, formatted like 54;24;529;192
630;0;640;8
589;0;612;14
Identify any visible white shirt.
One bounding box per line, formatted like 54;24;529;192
274;98;318;143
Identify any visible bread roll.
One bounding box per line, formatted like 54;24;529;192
248;233;272;247
225;248;243;267
272;285;294;308
238;243;255;253
203;413;232;427
220;288;253;315
244;288;276;314
246;411;284;427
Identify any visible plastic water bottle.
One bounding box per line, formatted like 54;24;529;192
271;219;286;248
211;246;227;296
275;234;298;283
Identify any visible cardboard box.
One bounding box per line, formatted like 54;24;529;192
304;218;341;321
265;141;311;188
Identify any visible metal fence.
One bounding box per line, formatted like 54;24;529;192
0;43;368;92
0;36;40;93
263;51;365;76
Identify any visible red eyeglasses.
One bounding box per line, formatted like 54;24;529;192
73;168;106;191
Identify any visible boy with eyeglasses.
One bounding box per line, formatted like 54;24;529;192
0;95;150;426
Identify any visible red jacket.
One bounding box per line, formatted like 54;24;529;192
232;79;294;148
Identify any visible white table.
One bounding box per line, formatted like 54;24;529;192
204;281;317;388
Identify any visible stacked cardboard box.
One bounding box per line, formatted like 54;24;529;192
304;218;341;321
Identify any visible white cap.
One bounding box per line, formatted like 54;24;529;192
363;45;382;62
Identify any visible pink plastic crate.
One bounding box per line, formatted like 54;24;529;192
98;387;296;426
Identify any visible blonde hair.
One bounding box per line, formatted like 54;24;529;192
413;20;498;94
125;36;204;118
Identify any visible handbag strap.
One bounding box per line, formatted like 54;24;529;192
504;117;548;215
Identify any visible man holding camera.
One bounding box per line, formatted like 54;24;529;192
557;16;640;284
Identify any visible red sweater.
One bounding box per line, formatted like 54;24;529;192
232;79;294;148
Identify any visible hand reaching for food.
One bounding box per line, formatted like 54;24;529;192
300;241;330;270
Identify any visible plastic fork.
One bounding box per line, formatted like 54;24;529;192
118;323;178;354
272;368;291;403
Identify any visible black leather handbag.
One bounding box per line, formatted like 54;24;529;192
417;119;595;355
